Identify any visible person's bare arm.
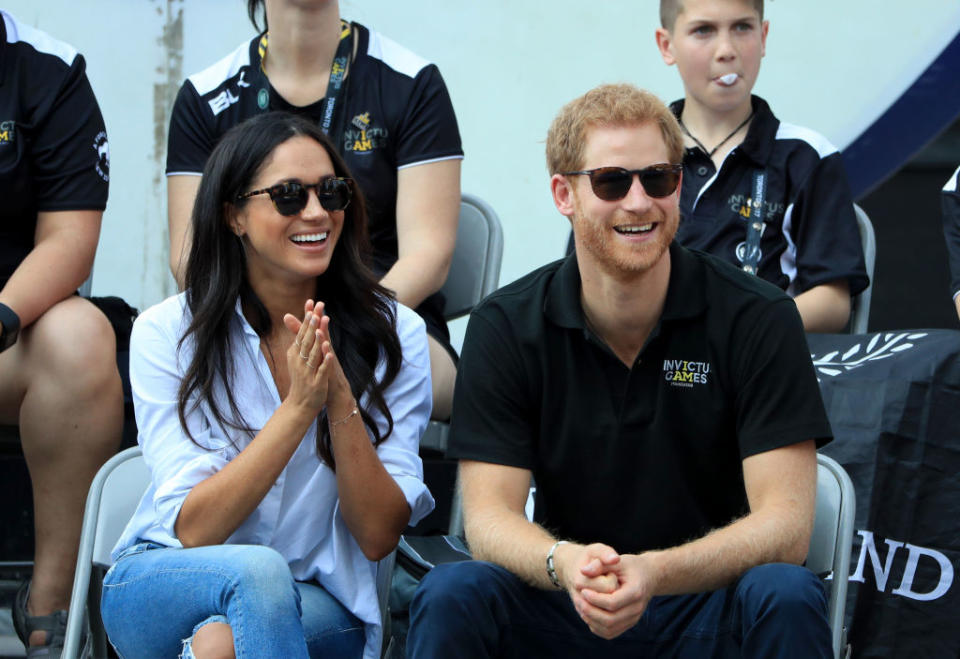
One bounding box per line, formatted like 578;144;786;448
794;280;850;332
461;460;619;600
954;295;960;323
0;210;101;329
379;159;460;308
572;440;818;640
167;174;202;290
461;460;554;585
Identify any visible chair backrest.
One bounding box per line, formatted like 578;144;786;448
63;446;148;658
850;204;876;334
441;193;504;320
90;450;151;567
808;453;857;659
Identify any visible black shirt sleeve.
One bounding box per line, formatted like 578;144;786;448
942;166;960;300
166;81;216;175
394;64;462;168
447;306;536;469
789;151;869;296
733;297;833;458
30;53;108;212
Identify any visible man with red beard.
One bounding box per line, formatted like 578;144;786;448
407;84;833;658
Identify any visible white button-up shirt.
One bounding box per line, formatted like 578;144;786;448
113;294;435;658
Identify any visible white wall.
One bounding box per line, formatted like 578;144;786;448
8;1;960;347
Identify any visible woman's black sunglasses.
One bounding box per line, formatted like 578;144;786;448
237;177;353;215
562;164;682;201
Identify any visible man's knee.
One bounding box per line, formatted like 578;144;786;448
737;563;827;619
411;561;503;618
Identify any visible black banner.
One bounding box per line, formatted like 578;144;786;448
808;330;960;657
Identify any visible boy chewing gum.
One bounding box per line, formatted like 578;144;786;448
656;0;869;333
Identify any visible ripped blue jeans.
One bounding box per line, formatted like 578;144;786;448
100;542;364;658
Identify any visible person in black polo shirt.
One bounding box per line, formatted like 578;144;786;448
407;84;832;658
654;0;868;333
0;10;122;656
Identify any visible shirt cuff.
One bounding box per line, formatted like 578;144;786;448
393;474;435;528
152;450;230;539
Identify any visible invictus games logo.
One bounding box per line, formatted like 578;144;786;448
0;120;15;145
344;112;387;154
726;193;784;221
93;131;109;181
663;358;710;388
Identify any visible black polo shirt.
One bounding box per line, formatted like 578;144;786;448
448;242;832;555
0;11;108;288
942;166;960;301
673;96;868;298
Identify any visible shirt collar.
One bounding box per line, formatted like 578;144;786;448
544;241;707;330
670;95;780;167
233;297;260;339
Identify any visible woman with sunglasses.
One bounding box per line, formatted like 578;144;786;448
167;0;462;421
100;112;434;659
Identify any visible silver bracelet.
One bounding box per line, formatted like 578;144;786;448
546;540;568;589
330;406;359;429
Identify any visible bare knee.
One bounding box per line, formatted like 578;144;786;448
17;297;121;456
24;297;118;389
189;622;235;659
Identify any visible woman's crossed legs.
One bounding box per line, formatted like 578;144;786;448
101;543;364;658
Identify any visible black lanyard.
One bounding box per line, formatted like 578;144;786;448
319;20;353;136
742;169;767;275
258;20;353;137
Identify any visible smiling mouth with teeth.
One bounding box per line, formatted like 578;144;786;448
717;73;739;86
614;224;654;234
291;232;329;243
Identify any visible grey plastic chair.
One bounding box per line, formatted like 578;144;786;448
437;193;505;320
849;205;876;334
63;446;397;658
419;193;504;458
416;194;503;536
808;453;857;659
63;446;149;658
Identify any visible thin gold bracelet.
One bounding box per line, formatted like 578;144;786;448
330;406;359;428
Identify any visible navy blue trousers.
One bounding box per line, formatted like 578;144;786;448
407;561;832;658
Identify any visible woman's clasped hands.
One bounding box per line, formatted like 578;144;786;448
283;299;352;415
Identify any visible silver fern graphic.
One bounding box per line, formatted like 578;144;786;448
810;332;929;377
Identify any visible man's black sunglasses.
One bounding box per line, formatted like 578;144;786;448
562;164;682;201
237;177;353;215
